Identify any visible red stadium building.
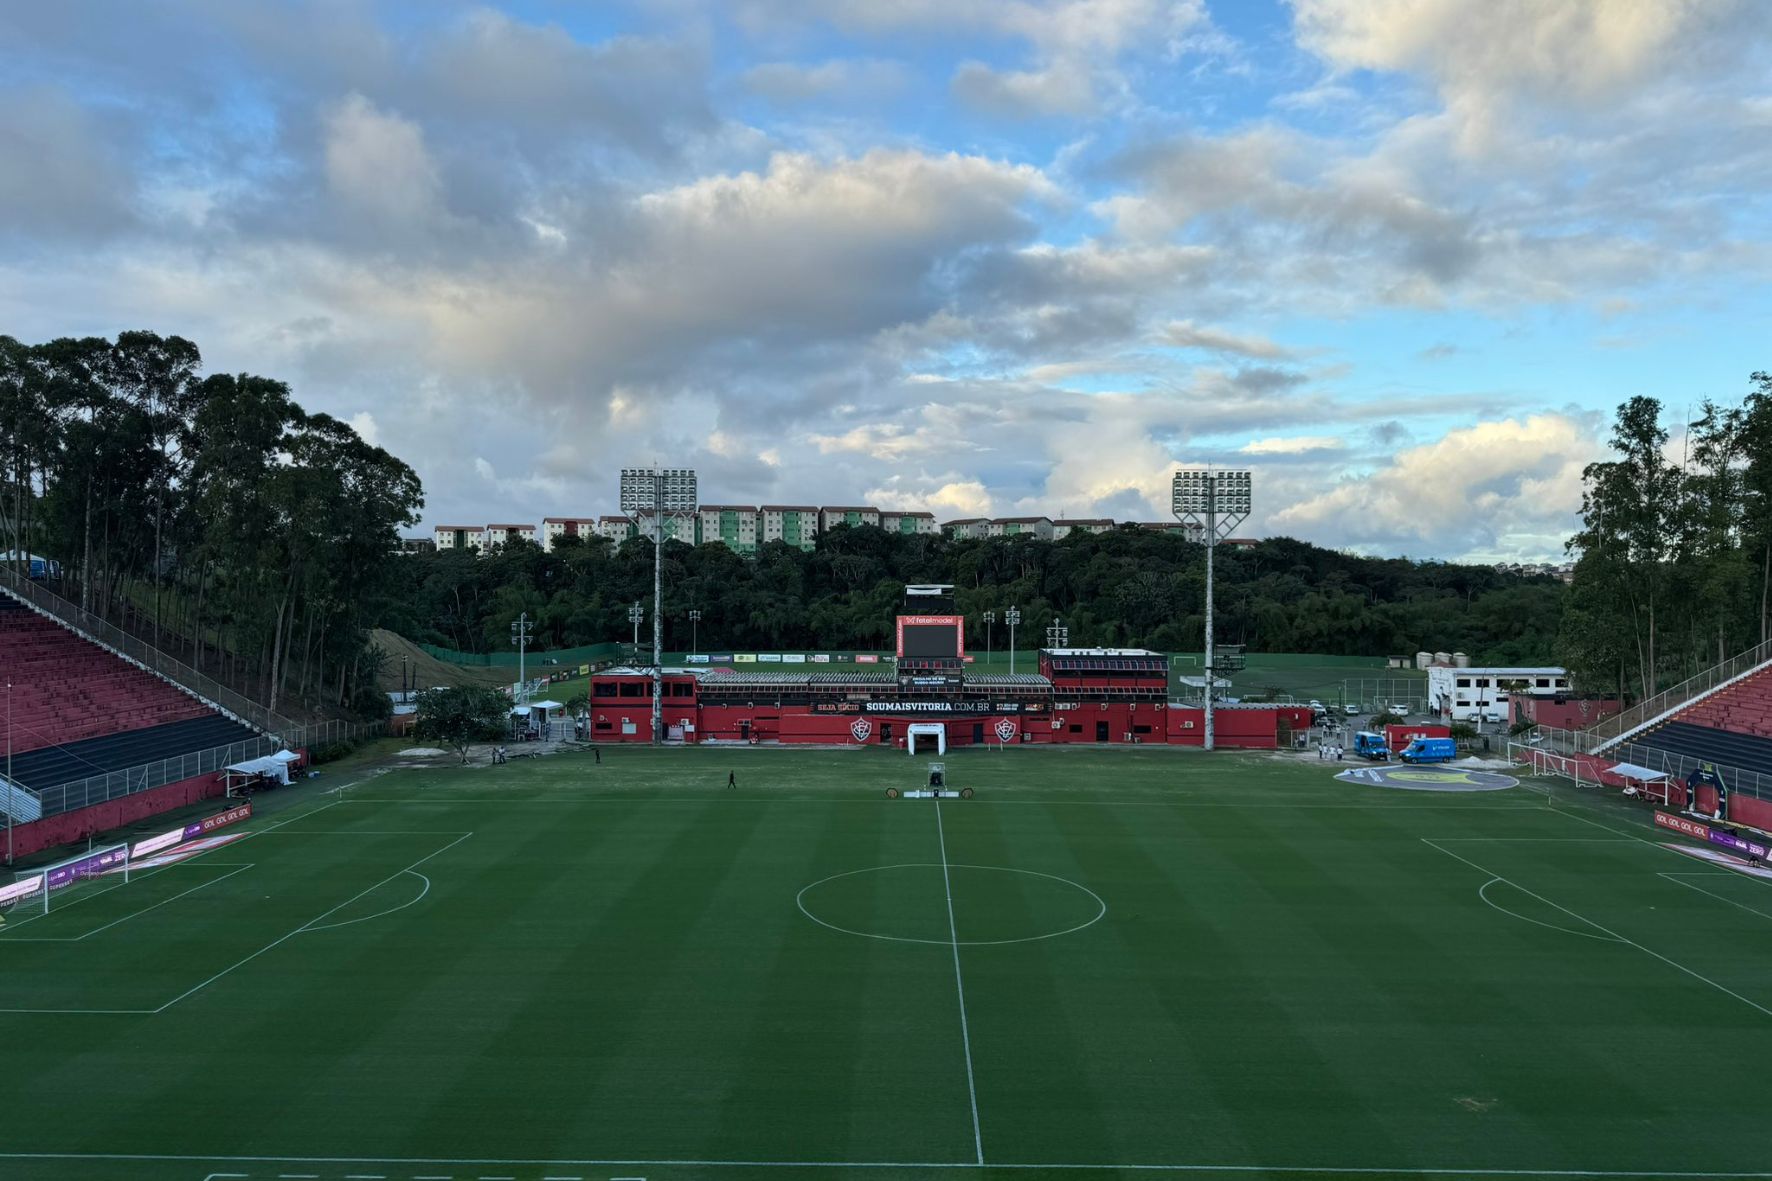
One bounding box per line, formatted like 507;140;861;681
586;586;1308;750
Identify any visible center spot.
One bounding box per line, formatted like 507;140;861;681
797;863;1106;946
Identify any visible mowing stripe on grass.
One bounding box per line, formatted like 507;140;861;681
1424;838;1772;1021
935;799;985;1166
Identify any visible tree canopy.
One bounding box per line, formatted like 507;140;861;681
0;331;422;718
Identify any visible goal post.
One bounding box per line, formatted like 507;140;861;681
2;842;130;922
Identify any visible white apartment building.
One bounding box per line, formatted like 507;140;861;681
1052;519;1114;539
943;518;991;540
541;517;598;551
819;506;881;531
1427;665;1571;723
991;516;1054;540
760;506;820;550
698;506;760;554
433;526;485;551
595;515;637;544
483;524;537;549
881;511;940;535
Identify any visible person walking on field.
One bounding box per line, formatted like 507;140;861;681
727;769;737;790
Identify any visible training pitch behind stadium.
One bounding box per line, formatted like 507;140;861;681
3;748;1771;1181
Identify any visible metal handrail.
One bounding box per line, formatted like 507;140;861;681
0;565;302;737
26;717;382;820
1580;638;1772;752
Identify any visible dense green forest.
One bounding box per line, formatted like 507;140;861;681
0;332;421;718
1559;372;1772;699
382;528;1566;666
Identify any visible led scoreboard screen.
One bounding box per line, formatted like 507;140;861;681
896;614;964;660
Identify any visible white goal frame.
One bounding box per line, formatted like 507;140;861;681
3;842;130;920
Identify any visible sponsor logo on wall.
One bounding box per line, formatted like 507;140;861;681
759;654;783;663
685;654;710;664
734;654;756;663
856;654;879;664
783;654;807;664
811;654;831;663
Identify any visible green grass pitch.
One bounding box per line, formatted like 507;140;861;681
3;746;1771;1181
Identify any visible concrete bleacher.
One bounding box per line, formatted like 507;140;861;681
1631;666;1772;777
0;596;214;754
5;712;259;794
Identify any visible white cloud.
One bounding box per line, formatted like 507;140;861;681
1268;413;1601;556
348;411;380;446
323;94;443;224
1163;320;1295;360
741;58;908;103
1240;435;1343;455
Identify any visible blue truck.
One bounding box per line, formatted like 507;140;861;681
1352;731;1390;760
1399;737;1457;764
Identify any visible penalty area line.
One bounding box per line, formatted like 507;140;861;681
148;832;472;1014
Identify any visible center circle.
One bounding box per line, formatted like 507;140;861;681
796;863;1107;946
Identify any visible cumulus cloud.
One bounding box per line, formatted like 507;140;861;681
1240;436;1343;455
1163;320;1296;360
1268;413;1602;557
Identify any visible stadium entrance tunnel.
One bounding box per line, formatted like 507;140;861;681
796;863;1106;946
1334;766;1519;792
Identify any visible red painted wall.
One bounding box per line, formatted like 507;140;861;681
1386;723;1451;751
1732;794;1772;832
1512;697;1622;729
4;771;224;862
1165;706;1286;749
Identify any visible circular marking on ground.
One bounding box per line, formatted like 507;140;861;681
797;863;1107;946
1334;765;1518;791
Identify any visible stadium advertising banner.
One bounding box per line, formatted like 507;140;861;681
856;654;879;664
0;875;43;906
45;845;130;890
735;654;756;663
812;700;1047;715
897;615;964;660
812;654;832;663
132;802;254;859
685;654;710;664
759;654;783;663
783;654;807;664
1655;810;1770;860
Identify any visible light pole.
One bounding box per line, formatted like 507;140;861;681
1046;617;1069;649
629;601;645;661
622;467;699;744
1005;606;1021;675
510;613;532;708
689;609;702;656
983;610;996;667
1173;468;1251;751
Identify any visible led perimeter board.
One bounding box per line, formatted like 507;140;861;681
897;615;964;660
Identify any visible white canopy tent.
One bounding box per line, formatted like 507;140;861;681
222;749;302;796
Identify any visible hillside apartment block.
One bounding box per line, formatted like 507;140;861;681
430;507;1233;556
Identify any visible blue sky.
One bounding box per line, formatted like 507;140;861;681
2;0;1768;560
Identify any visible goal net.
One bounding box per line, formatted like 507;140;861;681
1;842;130;922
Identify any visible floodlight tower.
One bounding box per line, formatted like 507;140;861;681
510;613;532;706
621;466;698;744
1005;606;1021;674
689;609;702;656
1046;617;1069;649
1173;468;1251;751
982;610;996;665
628;601;644;657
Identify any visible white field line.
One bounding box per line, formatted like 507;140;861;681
7;1153;1772;1177
149;833;472;1014
334;796;1547;809
1659;873;1772;923
934;799;985;1167
302;871;431;933
0;864;254;943
1474;878;1622;943
1422;838;1772;1021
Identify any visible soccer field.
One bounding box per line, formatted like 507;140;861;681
3;747;1771;1181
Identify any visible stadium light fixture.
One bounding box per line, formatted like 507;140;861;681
1005;606;1021;674
628;601;645;658
1173;468;1252;752
621;467;699;744
982;610;996;666
1046;617;1069;649
689;609;702;656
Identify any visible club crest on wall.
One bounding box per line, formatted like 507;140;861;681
851;717;874;742
993;718;1017;743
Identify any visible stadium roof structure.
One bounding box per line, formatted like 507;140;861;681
1042;647;1164;657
